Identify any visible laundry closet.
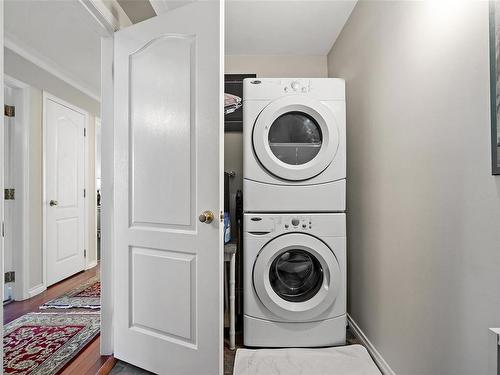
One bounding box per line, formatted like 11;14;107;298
223;29;348;353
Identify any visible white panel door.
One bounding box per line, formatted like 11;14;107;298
112;1;223;374
44;93;86;286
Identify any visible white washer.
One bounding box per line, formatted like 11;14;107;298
243;78;346;212
243;213;346;347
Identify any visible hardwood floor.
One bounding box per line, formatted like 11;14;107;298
4;265;111;375
4;266;99;324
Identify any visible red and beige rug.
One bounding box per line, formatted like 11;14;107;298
40;276;100;310
4;312;100;374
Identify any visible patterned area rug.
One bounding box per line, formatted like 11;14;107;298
4;313;100;374
40;276;100;310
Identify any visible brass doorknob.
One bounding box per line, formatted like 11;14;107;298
199;211;214;224
49;200;58;207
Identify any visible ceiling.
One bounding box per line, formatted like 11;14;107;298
225;1;357;55
3;0;356;102
117;0;156;23
4;0;105;100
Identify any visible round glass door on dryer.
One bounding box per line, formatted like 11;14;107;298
252;96;340;181
252;233;342;321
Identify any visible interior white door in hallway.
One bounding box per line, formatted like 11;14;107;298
44;93;87;286
111;1;224;374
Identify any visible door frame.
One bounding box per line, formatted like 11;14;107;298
42;91;90;288
100;35;114;355
4;75;31;300
94;116;101;265
1;0;129;360
69;0;128;356
0;0;4;363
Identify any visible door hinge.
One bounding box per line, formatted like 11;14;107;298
83;188;86;198
1;222;4;237
84;249;87;258
84;128;87;137
4;188;15;200
4;105;15;117
4;271;15;283
220;211;224;222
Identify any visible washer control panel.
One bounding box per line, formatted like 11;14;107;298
285;216;313;231
244;214;345;237
245;215;313;233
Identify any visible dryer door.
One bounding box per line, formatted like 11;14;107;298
253;233;341;321
252;96;339;181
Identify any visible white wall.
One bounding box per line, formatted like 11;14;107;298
5;47;99;292
5;48;99;115
328;1;500;374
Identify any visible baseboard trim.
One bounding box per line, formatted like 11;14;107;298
27;284;46;299
347;314;396;375
86;260;98;270
97;355;117;375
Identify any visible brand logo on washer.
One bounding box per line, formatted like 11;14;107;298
251;80;261;84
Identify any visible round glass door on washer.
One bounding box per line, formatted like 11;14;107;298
252;233;341;321
269;249;324;302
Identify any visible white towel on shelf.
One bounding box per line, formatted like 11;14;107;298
233;345;382;375
225;93;242;115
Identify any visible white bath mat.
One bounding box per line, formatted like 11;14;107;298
233;344;382;375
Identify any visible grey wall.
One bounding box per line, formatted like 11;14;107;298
5;48;99;291
327;1;500;374
225;55;328;78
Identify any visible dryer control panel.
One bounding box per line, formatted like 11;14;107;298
283;80;310;94
243;78;345;101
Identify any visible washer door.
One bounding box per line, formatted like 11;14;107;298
252;96;339;181
253;233;341;321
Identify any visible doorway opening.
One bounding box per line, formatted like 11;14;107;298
3;1;226;374
3;1;104;373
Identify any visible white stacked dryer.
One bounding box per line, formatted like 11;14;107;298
243;78;346;212
242;78;347;347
